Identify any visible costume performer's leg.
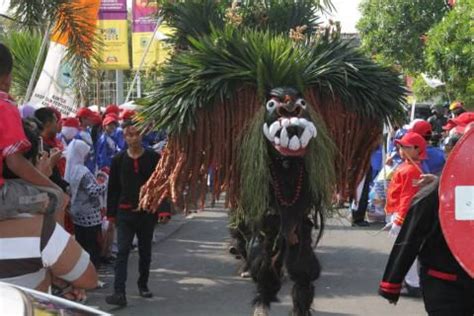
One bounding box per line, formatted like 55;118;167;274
286;218;321;316
250;214;285;308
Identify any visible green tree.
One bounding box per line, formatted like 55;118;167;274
357;0;449;73
0;31;44;102
424;0;474;107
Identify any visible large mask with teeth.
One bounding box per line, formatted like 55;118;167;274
262;87;317;157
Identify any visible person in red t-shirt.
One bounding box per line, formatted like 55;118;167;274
0;43;58;191
385;131;427;296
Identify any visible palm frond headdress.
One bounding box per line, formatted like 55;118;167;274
139;1;406;219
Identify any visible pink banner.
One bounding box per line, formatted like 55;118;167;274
132;0;158;32
99;0;127;20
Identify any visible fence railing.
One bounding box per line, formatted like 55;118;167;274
89;80;139;107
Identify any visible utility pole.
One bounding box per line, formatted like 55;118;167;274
116;70;124;105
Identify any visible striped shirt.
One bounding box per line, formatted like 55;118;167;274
0;214;91;292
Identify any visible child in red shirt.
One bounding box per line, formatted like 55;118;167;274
386;132;427;232
384;131;427;295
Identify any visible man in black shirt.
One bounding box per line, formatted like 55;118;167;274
379;178;474;315
106;122;171;307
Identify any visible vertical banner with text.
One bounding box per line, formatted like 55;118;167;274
132;0;172;70
98;0;130;70
30;0;100;115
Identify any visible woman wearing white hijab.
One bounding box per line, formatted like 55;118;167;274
65;139;107;267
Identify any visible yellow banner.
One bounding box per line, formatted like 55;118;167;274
132;24;174;70
97;19;130;69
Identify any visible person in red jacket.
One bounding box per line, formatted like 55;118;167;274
384;131;427;296
386;132;427;229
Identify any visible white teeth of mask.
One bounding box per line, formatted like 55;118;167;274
308;122;317;138
264;118;318;151
263;123;270;139
299;118;309;127
289;135;301;151
280;127;289;148
300;127;312;148
269;121;281;138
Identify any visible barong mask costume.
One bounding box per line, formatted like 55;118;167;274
137;2;406;315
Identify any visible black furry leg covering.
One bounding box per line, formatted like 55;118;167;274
250;215;284;307
291;282;315;316
229;220;251;260
286;218;321;315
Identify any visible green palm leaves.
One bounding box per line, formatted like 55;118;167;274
140;27;406;134
0;31;43;102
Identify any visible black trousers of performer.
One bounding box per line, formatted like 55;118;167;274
114;209;156;294
352;166;372;223
74;224;101;268
420;267;474;316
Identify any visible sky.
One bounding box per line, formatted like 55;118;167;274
0;0;8;14
1;0;363;33
326;0;363;33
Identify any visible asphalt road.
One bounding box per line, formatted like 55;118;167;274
87;205;425;316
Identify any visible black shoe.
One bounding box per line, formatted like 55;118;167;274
138;287;153;298
105;292;127;306
352;220;370;227
400;283;422;298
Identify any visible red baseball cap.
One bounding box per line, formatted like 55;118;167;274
443;112;474;131
105;112;120;121
103;115;118;127
76;107;95;119
90;112;102;125
105;104;121;115
453;112;474;126
395;132;427;159
121;109;136;121
409;120;432;137
62;117;80;129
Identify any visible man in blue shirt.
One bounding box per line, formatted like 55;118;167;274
409;120;445;175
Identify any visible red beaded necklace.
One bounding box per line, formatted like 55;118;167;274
270;163;304;207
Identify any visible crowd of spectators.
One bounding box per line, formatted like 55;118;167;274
0;43;169;304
